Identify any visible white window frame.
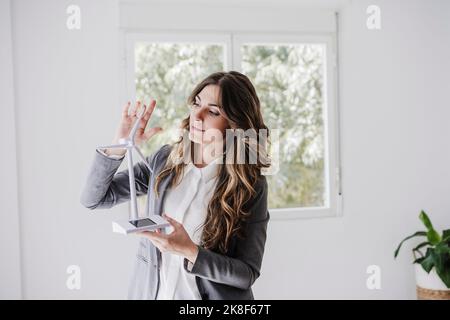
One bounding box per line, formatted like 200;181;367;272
121;31;343;220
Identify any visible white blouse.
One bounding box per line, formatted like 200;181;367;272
156;156;220;300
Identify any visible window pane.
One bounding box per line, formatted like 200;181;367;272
135;42;224;154
241;44;326;209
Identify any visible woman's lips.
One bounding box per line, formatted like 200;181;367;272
191;125;204;132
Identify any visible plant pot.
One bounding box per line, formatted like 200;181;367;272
415;264;450;300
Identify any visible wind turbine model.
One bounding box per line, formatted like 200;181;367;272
98;105;169;235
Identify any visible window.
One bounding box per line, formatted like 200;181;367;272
124;32;341;219
241;43;326;209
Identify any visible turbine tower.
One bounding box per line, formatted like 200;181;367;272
97;105;153;221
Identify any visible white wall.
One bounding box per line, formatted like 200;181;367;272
0;0;22;299
257;0;450;299
1;0;449;299
4;0;140;299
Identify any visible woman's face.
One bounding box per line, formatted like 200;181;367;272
188;84;229;144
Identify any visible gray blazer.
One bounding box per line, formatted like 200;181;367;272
80;143;270;300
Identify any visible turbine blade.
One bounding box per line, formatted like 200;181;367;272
97;143;128;149
134;146;153;174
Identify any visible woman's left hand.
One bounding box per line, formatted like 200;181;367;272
136;213;199;264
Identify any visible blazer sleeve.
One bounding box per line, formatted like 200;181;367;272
79;145;165;210
183;176;270;290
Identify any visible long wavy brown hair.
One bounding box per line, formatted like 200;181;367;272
154;71;271;254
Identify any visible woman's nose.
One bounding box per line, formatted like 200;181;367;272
193;106;206;119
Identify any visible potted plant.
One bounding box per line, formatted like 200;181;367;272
394;210;450;300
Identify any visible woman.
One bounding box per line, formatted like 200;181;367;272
80;71;271;300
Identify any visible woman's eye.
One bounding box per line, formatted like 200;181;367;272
191;102;219;116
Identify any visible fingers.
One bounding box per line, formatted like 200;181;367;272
122;101;131;119
137;104;147;118
136;99;156;132
122;100;158;141
163;213;181;229
123;100;153;119
137;230;168;241
143;99;157;121
142;127;163;141
139;99;156;129
130;101;141;118
136;232;166;251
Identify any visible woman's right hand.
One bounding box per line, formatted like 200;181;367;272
105;100;163;157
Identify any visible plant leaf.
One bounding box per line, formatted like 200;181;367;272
412;241;431;257
442;229;450;243
420;248;435;273
419;211;441;244
413;257;425;264
433;244;450;288
435;267;450;288
419;210;434;230
394;231;427;258
434;242;450;256
427;229;442;245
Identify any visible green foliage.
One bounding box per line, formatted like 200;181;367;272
241;44;326;208
394;210;450;288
